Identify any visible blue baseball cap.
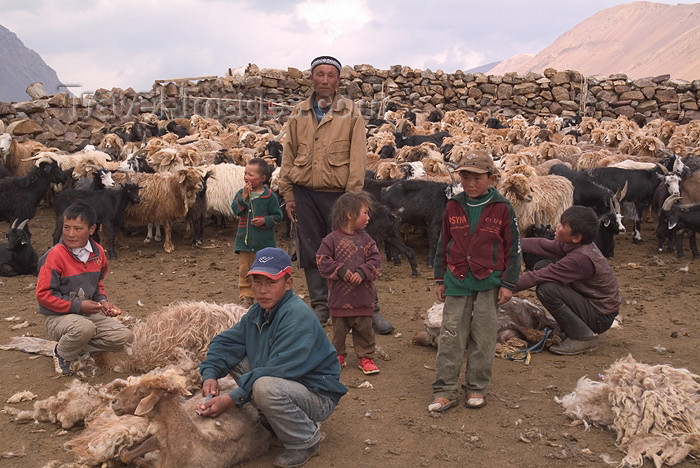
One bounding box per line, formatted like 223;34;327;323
247;248;293;280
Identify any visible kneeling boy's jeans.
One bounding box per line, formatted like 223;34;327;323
231;358;335;449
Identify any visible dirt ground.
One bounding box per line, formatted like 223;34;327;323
0;204;698;468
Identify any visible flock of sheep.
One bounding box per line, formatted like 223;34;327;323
1;104;700;467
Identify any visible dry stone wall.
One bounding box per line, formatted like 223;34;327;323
1;63;698;151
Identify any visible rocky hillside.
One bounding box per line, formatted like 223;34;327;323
0;24;64;103
488;2;700;80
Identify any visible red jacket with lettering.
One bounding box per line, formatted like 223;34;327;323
36;239;109;316
434;189;521;290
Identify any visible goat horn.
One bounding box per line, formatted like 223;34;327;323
274;128;287;142
656;162;669;175
21;155;44;161
619;181;628;201
17;219;28;230
11;219;18;229
662;194;682;212
534;211;540;226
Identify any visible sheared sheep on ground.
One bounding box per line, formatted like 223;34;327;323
111;368;271;468
556;355;700;467
411;298;561;356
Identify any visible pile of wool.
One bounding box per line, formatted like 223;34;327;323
556;354;700;467
96;301;246;373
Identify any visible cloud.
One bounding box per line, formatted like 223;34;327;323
295;0;371;38
1;0;698;93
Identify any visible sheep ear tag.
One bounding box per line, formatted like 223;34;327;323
134;391;161;416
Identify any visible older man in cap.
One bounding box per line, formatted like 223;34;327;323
198;247;347;467
279;55;393;334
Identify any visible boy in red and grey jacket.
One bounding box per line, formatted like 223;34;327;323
37;202;133;375
429;151;520;412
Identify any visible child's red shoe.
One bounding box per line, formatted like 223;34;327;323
337;355;346;368
358;357;379;375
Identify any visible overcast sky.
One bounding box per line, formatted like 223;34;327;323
1;0;696;96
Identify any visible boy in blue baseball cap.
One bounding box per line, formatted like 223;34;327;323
198;247;347;467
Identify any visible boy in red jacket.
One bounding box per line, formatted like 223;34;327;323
430;151;520;412
37;202;133;375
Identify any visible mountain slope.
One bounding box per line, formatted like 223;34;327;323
0;24;64;103
488;2;700;80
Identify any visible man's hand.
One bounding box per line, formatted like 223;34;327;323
436;284;446;303
285;201;297;222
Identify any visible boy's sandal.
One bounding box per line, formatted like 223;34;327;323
428;397;458;413
465;393;486;409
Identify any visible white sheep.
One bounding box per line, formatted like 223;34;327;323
498;171;574;234
200;163;246;222
111;369;271;468
28;149;113;173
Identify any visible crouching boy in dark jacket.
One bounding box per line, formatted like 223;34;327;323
198;247;347;468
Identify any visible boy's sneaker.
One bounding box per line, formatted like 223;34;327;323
337;355;346;368
358;357;379;375
53;345;72;376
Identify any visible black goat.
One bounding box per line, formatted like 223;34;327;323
0;219;38;276
522;220;555;271
264;141;283;168
365;202;418;277
393;131;450;149
74;168;115;191
164;120;190;138
549;163;625;256
486;118;508;129
187;171;211;247
403;110;417;126
53;182;141;259
427;109;443;122
656;195;700;258
0;159;67;223
380;179;451;268
378;144;396;159
363;177;398;202
587;166;665;243
595;210;623;258
119;152;155;173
